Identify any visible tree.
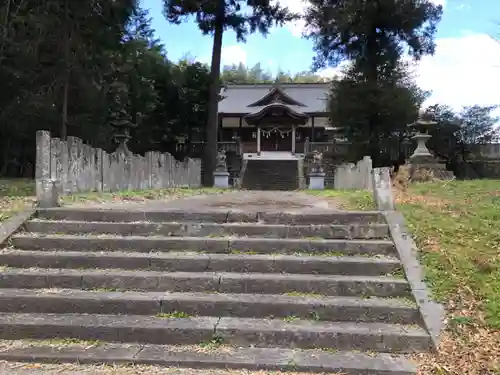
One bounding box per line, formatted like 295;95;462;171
305;0;443;164
328;61;429;165
424;104;500;166
220;63;327;84
163;0;297;186
0;1;212;177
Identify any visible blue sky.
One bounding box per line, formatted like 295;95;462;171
141;0;500;111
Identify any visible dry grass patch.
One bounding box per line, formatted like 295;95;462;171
395;179;500;374
0;362;337;375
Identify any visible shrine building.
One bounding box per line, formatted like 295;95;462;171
217;82;331;160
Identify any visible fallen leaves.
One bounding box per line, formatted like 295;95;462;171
396;181;500;375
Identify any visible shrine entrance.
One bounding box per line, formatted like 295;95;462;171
260;127;293;152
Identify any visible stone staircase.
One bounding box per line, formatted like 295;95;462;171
242;159;301;190
0;207;431;374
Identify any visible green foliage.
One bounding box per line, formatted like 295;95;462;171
0;1;211;177
423;104;500;175
305;0;443;71
328;62;428;164
306;0;442;165
220;62;329;84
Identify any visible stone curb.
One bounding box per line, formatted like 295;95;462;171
0;313;432;353
0;208;36;247
0;269;411;298
370;166;443;350
0;344;417;374
36;208;386;225
0;289;421;324
383;211;444;351
0;250;402;276
25;220;391;239
10;234;398;256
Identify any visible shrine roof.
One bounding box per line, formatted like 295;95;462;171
218;82;331;115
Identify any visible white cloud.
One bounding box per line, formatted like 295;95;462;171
430;0;446;7
317;61;350;80
415;33;500;112
273;0;308;37
197;45;247;66
221;45;247;66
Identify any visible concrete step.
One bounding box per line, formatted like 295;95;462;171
0;313;432;353
36;208;386;225
0;269;411;297
11;234;397;256
0;289;420;324
0;250;402;275
25;220;391;239
0;343;417;374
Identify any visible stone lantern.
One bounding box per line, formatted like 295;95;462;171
407;108;454;181
408;108;437;163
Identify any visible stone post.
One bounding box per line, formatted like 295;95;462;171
36;130;60;208
372;167;394;211
256;127;261;154
213;150;230;188
291;126;296;153
308;150;325;190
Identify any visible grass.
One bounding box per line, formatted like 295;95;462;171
59;187;224;206
0;178;225;222
0;179;36;222
305;189;373;210
394;179;500;374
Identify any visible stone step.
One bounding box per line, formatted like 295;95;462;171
11;234;397;256
36;208;386;225
0;269;411;297
24;220;390;239
0;250;402;275
0;343;417;374
0;313;432;353
0;289;420;324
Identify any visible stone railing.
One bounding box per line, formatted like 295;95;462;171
304;141;349;155
176;141;241;156
35;131;201;206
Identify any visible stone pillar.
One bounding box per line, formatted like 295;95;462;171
256;127;261;154
35;130;60;208
309;172;325;190
291;126;296;153
371;167;394;211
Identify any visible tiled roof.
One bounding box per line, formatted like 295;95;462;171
218;83;331;114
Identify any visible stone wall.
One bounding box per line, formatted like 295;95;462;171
333;156;373;190
35;131;201;200
303;154;373;190
456;160;500;179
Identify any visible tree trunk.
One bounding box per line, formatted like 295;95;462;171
0;0;11;68
365;33;380;166
202;0;224;186
61;0;70;140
